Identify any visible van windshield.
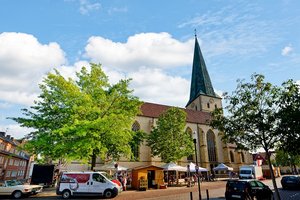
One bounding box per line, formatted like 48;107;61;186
240;170;252;174
101;172;113;180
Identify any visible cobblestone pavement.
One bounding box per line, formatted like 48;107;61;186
113;181;226;200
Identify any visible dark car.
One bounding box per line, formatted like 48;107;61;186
281;175;300;190
225;179;273;200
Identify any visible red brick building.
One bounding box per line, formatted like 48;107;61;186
0;131;31;181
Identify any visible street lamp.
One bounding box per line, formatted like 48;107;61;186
193;131;202;200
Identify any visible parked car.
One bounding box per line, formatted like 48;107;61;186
225;179;273;200
0;179;43;199
281;175;300;190
56;171;121;199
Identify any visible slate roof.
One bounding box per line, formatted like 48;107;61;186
139;102;211;125
187;37;217;106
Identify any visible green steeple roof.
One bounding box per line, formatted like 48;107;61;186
187;37;216;106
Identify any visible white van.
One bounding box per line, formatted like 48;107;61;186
239;165;263;180
56;171;121;199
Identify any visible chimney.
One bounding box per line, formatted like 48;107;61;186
0;132;5;137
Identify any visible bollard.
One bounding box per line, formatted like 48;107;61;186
206;189;209;200
190;191;193;200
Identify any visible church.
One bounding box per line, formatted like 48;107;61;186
64;36;253;174
117;36;253;172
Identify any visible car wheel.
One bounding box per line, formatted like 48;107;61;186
62;189;71;199
104;189;113;198
12;190;23;199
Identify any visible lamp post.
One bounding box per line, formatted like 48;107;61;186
193;137;202;200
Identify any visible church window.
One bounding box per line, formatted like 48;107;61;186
230;151;235;162
186;128;193;161
241;152;245;163
215;104;217;109
207;130;217;162
132;121;140;131
207;103;210;108
131;121;141;160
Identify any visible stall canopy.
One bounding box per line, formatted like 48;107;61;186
213;163;233;171
188;162;208;172
161;162;187;172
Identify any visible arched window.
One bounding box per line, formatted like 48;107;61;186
131;121;141;160
207;130;217;162
241;152;245;163
215;104;218;109
132;121;140;132
186;127;193;161
230;151;235;162
207;103;210;108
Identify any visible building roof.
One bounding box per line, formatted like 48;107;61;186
187;37;217;106
139;102;211;124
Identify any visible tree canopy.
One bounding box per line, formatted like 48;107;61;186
11;63;142;167
210;74;292;200
147;107;194;163
276;80;300;155
275;149;300;174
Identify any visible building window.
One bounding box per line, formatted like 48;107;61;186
207;103;210;108
215;104;217;109
11;171;17;177
186;128;193;161
207;130;217;162
14;160;19;166
131;121;141;160
6;171;11;177
241;152;245;163
9;159;13;165
230;151;235;162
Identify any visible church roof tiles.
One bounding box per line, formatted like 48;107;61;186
139;102;211;124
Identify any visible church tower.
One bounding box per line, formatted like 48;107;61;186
186;35;222;112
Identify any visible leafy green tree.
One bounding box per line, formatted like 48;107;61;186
275;150;300;174
11;63;142;169
211;74;282;200
129;130;146;161
147;107;194;163
276;80;300;157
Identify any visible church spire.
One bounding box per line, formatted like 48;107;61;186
187;35;216;107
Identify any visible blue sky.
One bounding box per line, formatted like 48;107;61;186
1;0;300;138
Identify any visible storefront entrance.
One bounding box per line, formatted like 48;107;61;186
147;170;156;188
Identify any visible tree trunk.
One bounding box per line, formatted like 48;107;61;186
91;153;97;171
293;164;298;174
265;149;281;200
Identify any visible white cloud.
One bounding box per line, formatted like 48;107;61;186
281;45;293;56
214;89;224;98
0;124;34;139
84;32;194;71
108;7;128;15
128;67;189;107
0;32;66;106
58;63;190;107
79;0;101;15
